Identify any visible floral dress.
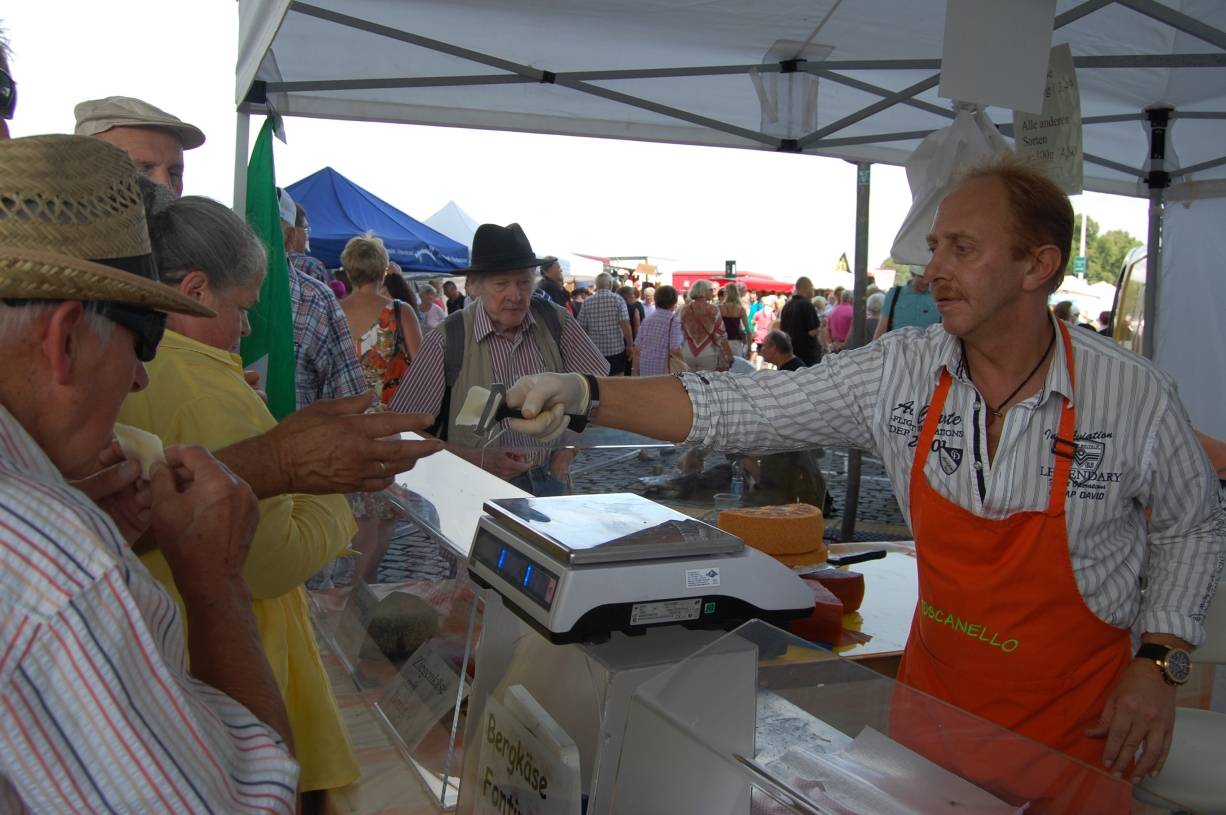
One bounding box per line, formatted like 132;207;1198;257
352;300;410;520
359;300;410;407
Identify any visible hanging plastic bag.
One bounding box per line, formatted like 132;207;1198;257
890;103;1011;266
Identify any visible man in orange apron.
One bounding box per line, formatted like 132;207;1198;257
504;158;1222;792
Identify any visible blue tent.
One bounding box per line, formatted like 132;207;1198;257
285;167;468;275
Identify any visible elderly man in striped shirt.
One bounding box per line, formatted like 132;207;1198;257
506;156;1224;792
0;135;299;812
391;223;606;496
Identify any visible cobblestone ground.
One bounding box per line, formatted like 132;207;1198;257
355;428;911;585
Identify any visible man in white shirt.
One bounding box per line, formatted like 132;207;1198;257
504;157;1223;791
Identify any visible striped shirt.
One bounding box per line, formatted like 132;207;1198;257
288;268;367;410
0;406;298;813
683;317;1225;646
390;301;608;466
635;308;683;376
577;289;630;356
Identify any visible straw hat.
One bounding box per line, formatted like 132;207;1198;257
0;135;212;316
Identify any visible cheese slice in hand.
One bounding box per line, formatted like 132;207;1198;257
113;423;166;480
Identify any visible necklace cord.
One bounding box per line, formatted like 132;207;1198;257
964;326;1058;420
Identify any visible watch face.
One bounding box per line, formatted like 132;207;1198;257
1165;649;1192;684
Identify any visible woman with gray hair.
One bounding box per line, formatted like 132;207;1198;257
117;187;360;796
866;291;885;338
678;278;732;372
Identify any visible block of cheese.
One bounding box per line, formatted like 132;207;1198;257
717;503;825;556
789;579;845;645
770;548;827;568
802;566;865;613
113;423;166;479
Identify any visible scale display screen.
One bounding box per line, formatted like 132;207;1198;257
472;528;558;610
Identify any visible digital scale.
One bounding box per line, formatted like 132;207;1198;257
467;493;815;644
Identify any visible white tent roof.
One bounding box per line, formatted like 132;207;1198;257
238;0;1226;198
424;199;479;248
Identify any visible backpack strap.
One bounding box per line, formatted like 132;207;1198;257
886;284;902;329
442;308;467;388
427;308;469;441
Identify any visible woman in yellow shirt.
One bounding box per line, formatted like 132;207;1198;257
118;189;359;795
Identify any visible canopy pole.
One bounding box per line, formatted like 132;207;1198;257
839;161;871;542
233;111;251;215
1142;106;1171;361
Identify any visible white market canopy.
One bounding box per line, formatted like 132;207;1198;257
237;0;1226;197
235;0;1226;438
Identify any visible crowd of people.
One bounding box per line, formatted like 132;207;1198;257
1;26;1224;814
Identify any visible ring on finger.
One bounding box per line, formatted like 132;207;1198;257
377;460;387;477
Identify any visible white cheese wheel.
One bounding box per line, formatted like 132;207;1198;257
113;423;166;479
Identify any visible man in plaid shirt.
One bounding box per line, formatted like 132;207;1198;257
279;192;366;408
577;272;633;375
286;203;333;284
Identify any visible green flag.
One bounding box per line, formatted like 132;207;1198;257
239;117;297;420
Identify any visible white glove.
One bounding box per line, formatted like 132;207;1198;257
505;373;590;443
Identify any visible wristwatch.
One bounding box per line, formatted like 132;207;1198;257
567;374;601;432
1135;643;1192;685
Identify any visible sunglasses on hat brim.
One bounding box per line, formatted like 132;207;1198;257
2;298;166;362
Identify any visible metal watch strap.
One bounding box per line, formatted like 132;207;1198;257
566;374;600;432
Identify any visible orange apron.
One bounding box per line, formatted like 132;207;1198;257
894;321;1132;811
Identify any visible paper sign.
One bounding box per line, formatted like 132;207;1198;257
379;642;465;751
474;693;580;815
940;0;1057;114
1013;44;1083;194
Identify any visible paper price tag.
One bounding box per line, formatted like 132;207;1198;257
379;642;465;751
1014;44;1083;194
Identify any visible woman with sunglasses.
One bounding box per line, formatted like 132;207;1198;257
116;186;359;800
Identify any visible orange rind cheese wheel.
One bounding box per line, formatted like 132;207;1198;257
717;502;824;556
769;547;828;568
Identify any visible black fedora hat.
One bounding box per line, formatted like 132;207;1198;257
463;223;550;275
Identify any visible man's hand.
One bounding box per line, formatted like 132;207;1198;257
505;373;589;443
220;391;445;498
449;444;533;480
243;370;268;404
149;446;261;599
549;448;576;482
71;440;152;544
1085;657;1177;781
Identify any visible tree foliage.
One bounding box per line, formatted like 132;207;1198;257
1070;216;1142;285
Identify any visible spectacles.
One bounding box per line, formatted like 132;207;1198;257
0;68;15;120
1;298;166;361
95;302;167;362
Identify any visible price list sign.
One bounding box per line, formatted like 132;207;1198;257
1013;44;1083;195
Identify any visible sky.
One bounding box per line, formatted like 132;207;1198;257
5;1;1150;282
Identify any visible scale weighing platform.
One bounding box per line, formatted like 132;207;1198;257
468;493;814;644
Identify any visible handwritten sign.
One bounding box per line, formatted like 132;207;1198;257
380;643;464;751
1014;44;1083;194
474;692;580;815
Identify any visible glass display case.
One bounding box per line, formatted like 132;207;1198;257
610;620;1131;815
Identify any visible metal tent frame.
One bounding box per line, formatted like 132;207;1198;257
236;0;1226;537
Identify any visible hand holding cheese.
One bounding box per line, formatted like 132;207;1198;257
113;423;167;480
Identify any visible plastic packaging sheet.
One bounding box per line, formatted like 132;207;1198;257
763;726;1026;815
